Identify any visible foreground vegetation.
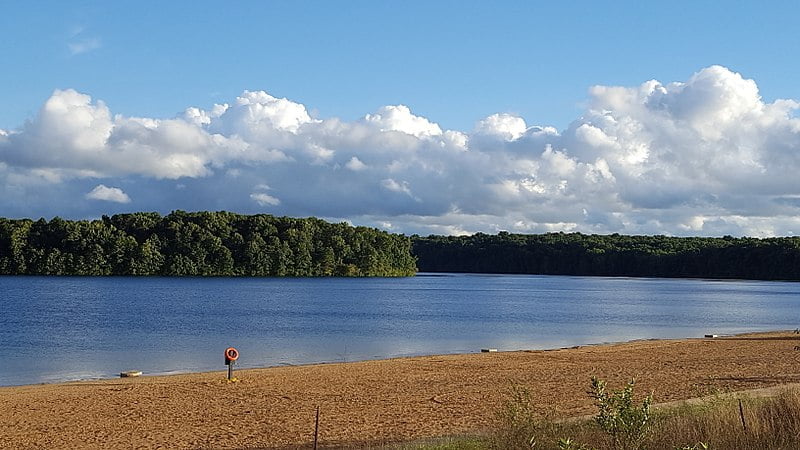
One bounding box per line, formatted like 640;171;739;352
399;380;800;450
413;232;800;280
0;211;417;276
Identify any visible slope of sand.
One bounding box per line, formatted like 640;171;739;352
2;332;800;449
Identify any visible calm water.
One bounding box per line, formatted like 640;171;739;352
1;274;799;386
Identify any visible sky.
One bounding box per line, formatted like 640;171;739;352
1;1;800;237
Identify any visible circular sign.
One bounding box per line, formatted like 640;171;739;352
225;347;239;362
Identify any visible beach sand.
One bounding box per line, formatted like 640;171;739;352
2;331;799;449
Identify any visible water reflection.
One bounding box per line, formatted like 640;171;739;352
1;274;799;386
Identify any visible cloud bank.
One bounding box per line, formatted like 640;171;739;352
1;65;799;236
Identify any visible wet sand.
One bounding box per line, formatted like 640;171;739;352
2;331;799;449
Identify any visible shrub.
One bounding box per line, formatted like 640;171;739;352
589;377;652;449
492;384;539;449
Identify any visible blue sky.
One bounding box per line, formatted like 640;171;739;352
3;1;798;130
2;2;800;236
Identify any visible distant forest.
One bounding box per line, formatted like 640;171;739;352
412;232;800;280
0;212;417;276
2;212;800;280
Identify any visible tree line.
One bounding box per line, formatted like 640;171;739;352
0;211;417;277
412;231;800;281
3;214;799;280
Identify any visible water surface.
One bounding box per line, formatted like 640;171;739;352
1;274;798;386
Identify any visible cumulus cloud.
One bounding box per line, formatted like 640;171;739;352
345;157;367;171
381;178;414;197
250;192;281;206
1;89;239;179
1;65;800;237
86;185;131;203
364;105;442;138
475;113;527;140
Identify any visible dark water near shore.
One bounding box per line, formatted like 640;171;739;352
1;274;799;386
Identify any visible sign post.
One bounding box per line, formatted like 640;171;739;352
224;347;239;381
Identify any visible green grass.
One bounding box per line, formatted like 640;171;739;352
391;382;800;450
392;437;487;450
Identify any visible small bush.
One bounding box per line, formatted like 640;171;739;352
492;384;539;449
589;377;652;449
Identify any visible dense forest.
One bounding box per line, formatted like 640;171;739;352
412;232;800;281
3;213;800;280
0;212;417;276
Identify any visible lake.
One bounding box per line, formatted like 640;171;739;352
1;274;799;386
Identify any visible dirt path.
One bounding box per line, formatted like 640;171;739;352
2;332;800;449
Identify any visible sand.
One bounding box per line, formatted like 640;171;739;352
2;331;800;449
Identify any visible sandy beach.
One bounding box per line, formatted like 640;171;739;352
2;331;799;449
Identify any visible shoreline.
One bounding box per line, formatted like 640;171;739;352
3;330;800;448
3;330;782;389
2;329;791;390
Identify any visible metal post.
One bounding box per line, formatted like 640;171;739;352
224;347;239;381
738;399;747;433
313;406;320;449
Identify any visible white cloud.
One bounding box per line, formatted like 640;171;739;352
364;105;442;138
475;113;527;140
86;185;131;203
1;89;225;179
345;156;367;171
250;192;280;206
381;178;412;195
210;90;313;135
2;66;800;237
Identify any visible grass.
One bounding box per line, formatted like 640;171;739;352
647;388;800;449
392;382;800;450
393;437;487;450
